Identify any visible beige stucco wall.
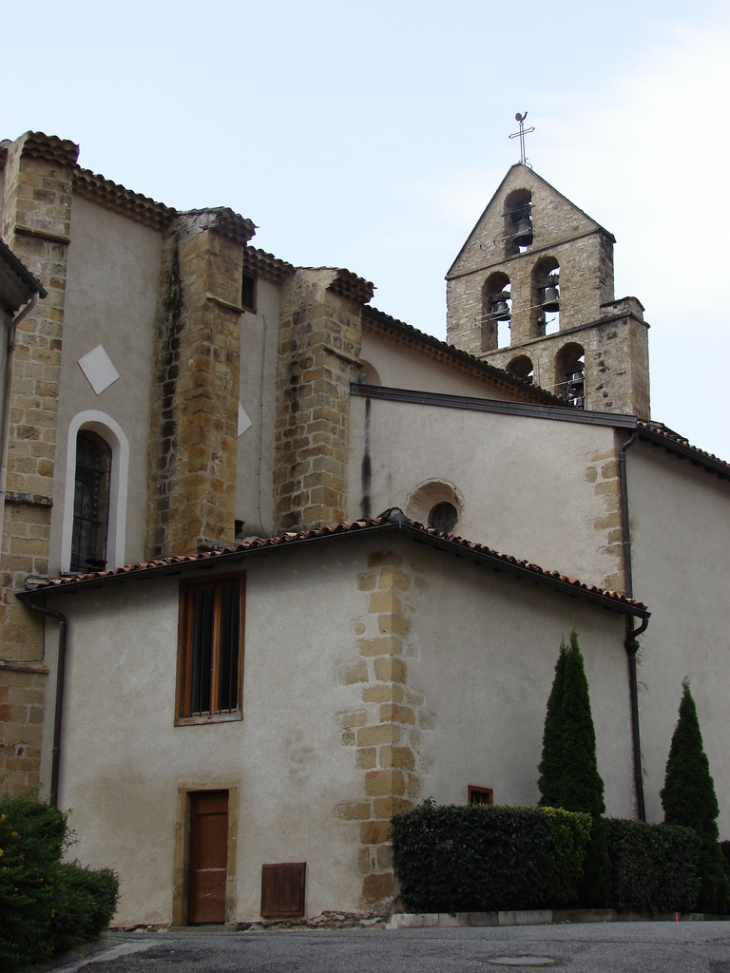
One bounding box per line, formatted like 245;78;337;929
236;277;281;536
42;544;369;925
349;395;621;589
39;532;638;926
360;328;516;400
628;444;730;836
50;195;161;571
403;544;634;817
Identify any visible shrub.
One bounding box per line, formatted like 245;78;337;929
661;681;730;914
391;801;591;913
0;794;119;972
605;818;702;913
538;629;609;906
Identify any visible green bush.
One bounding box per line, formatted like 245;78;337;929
605;818;702;913
391;802;591;913
538;630;610;906
661;681;730;914
0;793;119;972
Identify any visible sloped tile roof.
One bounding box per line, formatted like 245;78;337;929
21;509;647;616
363;306;566;406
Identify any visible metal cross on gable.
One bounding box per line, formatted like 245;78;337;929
509;112;535;165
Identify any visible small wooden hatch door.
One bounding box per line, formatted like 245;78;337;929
261;862;306;918
188;790;229;924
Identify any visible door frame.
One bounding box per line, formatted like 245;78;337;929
172;783;239;927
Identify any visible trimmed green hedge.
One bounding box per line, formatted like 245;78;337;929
391;802;591;913
0;794;119;972
604;818;701;913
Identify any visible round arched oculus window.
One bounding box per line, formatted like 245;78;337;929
428;501;458;534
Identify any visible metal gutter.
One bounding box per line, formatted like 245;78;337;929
619;430;648;821
24;598;67;808
351;383;639;430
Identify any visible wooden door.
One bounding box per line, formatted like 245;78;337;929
188;790;228;924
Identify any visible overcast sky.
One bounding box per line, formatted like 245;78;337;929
3;0;729;458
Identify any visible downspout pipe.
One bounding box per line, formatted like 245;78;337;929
619;429;648;821
24;596;67;809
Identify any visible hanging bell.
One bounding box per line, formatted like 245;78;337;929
513;217;533;247
492;296;511;321
541;285;560;312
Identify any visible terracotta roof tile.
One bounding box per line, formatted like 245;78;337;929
242;246;295;283
73;167;177;231
363;306;566;406
327;268;375;305
637;420;730;477
23;510;647;616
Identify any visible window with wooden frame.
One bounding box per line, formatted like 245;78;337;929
468;785;494;806
176;574;245;724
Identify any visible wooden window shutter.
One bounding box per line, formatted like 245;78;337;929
260;862;306;918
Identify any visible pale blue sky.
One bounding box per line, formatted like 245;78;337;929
3;0;729;456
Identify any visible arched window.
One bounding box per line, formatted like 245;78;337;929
555;343;586;408
504;189;533;257
482;272;511;351
533;256;560;337
428;501;458;533
61;411;130;573
71;431;112;572
506;355;534;385
406;480;463;535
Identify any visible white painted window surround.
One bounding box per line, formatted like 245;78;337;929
61;411;129;573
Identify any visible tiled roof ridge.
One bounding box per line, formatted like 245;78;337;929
637;419;730;472
328;268;375;305
178;207;256;246
363;305;565;406
242;245;295;283
73;167;178;231
26;510;646;612
20;132;80;168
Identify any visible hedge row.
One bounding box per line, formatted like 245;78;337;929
391;802;591;913
392;803;703;914
0;794;119;972
604;817;702;913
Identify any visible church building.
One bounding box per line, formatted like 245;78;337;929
0;131;728;925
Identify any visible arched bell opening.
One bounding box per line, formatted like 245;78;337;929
533;256;560;338
506;354;534;385
504;188;533;257
482;272;511;351
555;343;586;408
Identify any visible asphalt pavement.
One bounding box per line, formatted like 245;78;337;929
50;921;730;973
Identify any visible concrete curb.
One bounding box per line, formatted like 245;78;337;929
387;909;728;929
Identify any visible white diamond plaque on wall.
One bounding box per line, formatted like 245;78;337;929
238;404;252;437
77;345;120;395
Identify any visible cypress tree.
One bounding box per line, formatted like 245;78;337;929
538;628;609;906
538;629;605;816
537;639;568;808
662;681;730;914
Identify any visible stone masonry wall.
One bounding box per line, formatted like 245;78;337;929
481;305;650;418
335;548;429;913
446;165;650;419
146;216;243;557
0;133;78;795
273;270;362;531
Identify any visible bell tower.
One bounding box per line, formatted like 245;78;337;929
446;165;650;418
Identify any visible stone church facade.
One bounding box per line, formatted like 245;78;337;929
1;131;729;924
